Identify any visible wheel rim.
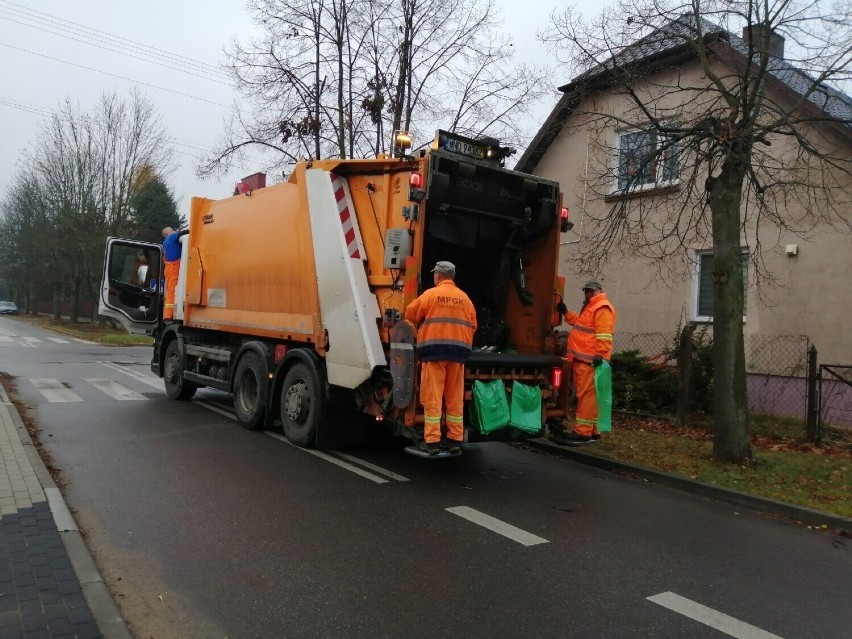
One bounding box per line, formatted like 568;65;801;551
284;379;310;424
165;352;180;384
237;370;259;411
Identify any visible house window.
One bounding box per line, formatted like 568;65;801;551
616;128;679;191
693;251;748;321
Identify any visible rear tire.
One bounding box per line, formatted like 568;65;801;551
280;362;322;447
233;351;268;430
163;340;198;400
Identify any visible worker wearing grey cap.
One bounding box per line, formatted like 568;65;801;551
405;261;477;455
553;280;617;445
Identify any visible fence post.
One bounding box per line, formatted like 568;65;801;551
805;344;818;442
677;322;696;427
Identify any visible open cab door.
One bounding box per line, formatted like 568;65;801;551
99;238;163;335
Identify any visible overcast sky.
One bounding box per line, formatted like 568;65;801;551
0;0;607;214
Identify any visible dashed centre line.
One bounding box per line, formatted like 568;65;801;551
647;592;784;639
446;506;548;546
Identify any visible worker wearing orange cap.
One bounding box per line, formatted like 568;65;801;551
554;280;616;445
405;261;477;456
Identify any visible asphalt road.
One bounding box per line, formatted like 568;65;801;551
1;316;850;639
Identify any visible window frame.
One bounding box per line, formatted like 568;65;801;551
613;126;680;194
691;249;749;323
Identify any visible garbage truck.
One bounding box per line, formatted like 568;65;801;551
99;130;573;454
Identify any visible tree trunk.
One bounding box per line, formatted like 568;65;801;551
676;322;697;427
707;158;752;462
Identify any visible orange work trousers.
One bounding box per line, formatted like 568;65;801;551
164;259;180;319
572;361;598;437
419;360;465;444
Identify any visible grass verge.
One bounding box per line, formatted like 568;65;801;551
579;414;851;518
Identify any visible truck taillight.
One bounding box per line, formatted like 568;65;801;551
560;206;574;232
551;366;563;388
274;344;289;363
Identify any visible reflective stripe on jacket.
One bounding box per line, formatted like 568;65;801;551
405;280;477;363
564;292;616;363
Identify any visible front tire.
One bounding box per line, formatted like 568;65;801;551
233;351;268;430
163;340;198;400
280;362;323;447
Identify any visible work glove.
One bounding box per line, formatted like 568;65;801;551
591;355;603;367
555;302;567;315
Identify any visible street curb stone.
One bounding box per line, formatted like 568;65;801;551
526;436;852;531
1;395;132;639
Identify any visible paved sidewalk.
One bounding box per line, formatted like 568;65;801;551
0;387;131;639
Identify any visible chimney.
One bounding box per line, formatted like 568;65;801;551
241;172;267;191
742;25;784;59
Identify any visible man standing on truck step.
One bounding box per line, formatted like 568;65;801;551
553;280;616;445
162;227;188;320
405;261;477;456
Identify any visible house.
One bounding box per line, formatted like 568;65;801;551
517;15;852;422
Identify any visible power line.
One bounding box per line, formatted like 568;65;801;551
0;1;232;84
0;42;231;108
1;97;260;174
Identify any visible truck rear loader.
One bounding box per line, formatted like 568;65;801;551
100;130;572;454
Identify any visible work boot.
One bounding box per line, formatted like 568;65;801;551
546;418;567;439
440;438;462;454
552;431;595;446
417;440;440;456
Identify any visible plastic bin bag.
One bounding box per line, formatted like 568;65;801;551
594;360;613;432
471;379;510;434
509;381;542;434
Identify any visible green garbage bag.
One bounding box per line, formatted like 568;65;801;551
471;379;510;434
509;381;542;434
594;360;613;432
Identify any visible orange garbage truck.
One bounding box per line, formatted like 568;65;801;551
99;130;572;453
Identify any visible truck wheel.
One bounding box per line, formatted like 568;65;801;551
280;362;322;447
233;352;268;430
164;340;198;400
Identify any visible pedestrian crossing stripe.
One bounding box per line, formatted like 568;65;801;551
84;379;147;401
29;378;151;403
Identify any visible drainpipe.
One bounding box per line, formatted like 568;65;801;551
561;131;590;245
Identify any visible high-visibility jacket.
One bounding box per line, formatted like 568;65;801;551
564;292;616;364
405;279;477;363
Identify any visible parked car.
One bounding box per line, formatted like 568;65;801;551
0;301;19;315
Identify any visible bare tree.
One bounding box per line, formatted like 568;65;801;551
5;91;172;322
201;0;547;176
540;0;852;461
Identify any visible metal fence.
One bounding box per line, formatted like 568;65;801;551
819;365;852;432
611;330;814;428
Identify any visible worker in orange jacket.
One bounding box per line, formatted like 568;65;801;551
162;227;188;320
554;280;616;445
405;261;477;456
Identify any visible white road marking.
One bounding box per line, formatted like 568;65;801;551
647;592;784;639
30;379;83;403
0;336;13;343
48;337;70;343
100;361;163;390
22;337;42;343
193;399;237;420
71;338;97;345
446;506;549;546
264;431;390;484
192;399;405;484
330;450;409;482
85;379;147;401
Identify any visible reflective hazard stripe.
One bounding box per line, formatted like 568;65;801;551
596;333;613;341
568;324;595;334
330;173;360;259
